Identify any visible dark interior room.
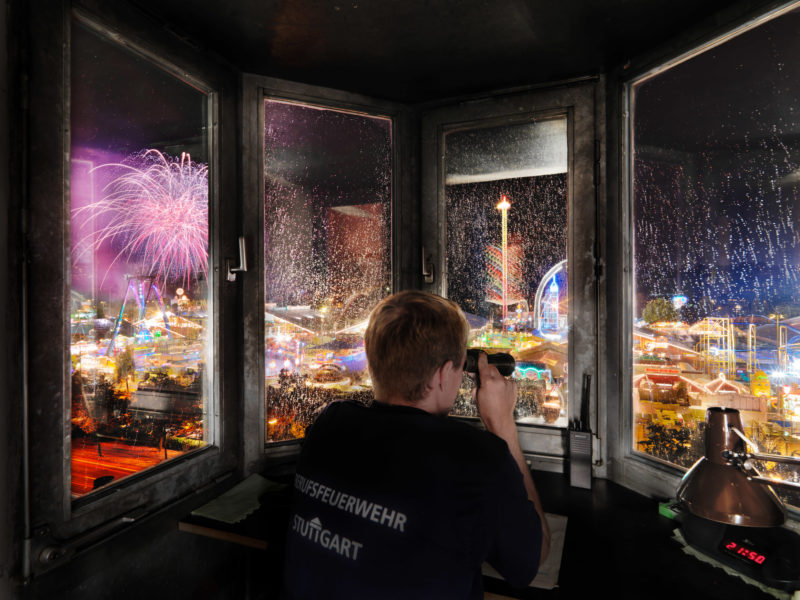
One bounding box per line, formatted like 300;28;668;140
4;0;800;598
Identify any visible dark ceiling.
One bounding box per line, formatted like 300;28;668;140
132;0;742;103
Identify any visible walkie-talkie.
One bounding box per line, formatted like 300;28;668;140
569;373;592;489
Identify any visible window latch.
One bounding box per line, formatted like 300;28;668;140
422;246;434;284
226;236;248;282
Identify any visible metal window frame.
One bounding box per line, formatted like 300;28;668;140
419;81;603;474
23;0;239;577
240;74;413;471
613;0;800;499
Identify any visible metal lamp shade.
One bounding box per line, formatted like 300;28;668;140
676;407;786;527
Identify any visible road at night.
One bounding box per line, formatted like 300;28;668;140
71;437;186;496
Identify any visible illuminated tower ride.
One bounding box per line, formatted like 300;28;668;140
748;323;759;374
779;324;788;373
693;317;735;376
541;276;560;330
496;195;511;323
533;259;567;334
485;244;523;318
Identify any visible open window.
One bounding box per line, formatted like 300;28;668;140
25;2;238;574
421;83;601;470
626;2;800;507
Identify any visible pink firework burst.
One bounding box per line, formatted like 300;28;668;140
75;149;208;287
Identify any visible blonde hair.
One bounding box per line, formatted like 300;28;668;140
365;291;469;403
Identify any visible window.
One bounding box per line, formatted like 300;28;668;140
421;84;599;466
25;6;236;572
262;99;392;443
630;3;800;505
69;18;211;497
444;118;569;426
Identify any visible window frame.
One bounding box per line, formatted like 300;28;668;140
24;0;239;576
419;82;603;473
241;74;413;470
615;0;800;500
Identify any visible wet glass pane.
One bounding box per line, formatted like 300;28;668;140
445;118;569;427
70;20;210;497
263;100;392;443
632;6;800;506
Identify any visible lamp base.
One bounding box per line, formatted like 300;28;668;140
681;513;800;592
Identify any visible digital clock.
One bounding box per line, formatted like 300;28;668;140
681;510;800;592
721;540;767;566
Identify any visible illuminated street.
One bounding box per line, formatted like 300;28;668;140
71;437;186;496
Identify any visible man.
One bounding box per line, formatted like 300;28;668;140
283;291;550;599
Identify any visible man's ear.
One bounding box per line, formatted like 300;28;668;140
432;361;452;391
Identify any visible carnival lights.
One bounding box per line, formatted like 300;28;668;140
496;195;511;323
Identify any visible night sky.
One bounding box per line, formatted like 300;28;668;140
633;6;800;316
446;174;567;318
70;19;209;301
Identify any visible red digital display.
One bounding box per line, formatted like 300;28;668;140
723;540;767;565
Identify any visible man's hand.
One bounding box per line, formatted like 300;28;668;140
473;351;551;565
474;351;517;437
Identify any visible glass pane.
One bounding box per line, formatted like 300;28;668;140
445;118;569;427
632;6;800;506
70;20;210;497
263;100;392;443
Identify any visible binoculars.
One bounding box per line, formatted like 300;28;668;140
464;348;516;377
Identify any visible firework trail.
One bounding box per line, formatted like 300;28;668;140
74;149;208;288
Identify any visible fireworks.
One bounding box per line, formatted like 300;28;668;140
74;149;208;287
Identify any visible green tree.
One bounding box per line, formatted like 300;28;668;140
638;423;693;466
642;298;678;324
115;345;136;382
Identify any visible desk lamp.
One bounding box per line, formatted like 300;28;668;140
676;407;800;591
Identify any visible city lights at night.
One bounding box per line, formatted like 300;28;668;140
631;9;800;506
69;41;211;496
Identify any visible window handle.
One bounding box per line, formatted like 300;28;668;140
226;236;248;282
35;506;147;568
422;246;434;284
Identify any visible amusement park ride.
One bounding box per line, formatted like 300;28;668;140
634;303;800;496
105;275;172;353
